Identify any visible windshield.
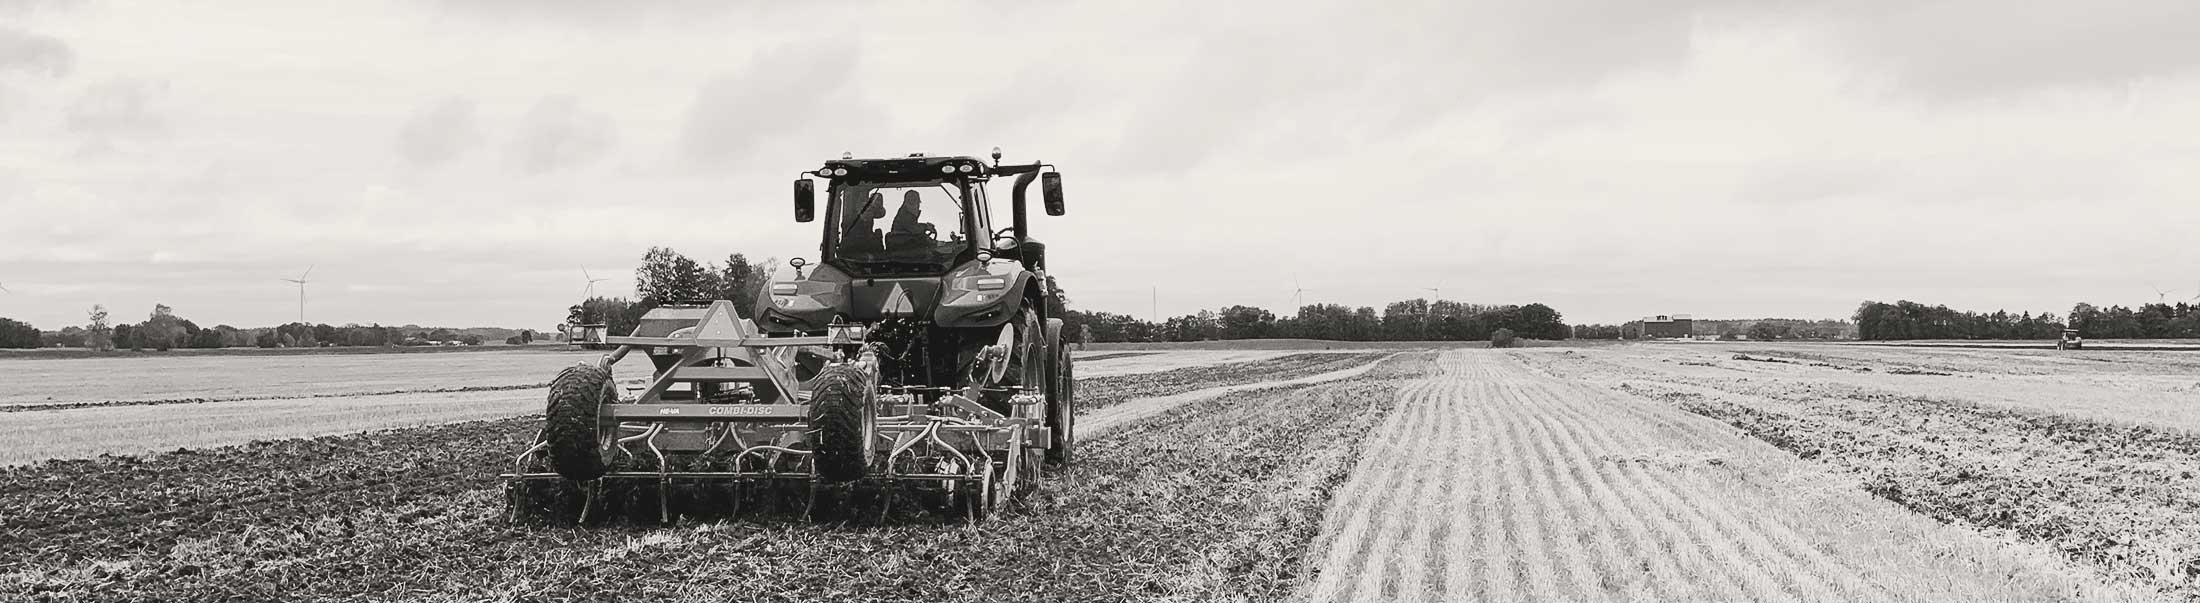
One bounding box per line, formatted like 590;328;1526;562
832;182;970;270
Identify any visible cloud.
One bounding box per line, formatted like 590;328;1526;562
678;40;870;167
1776;1;2200;98
508;96;615;174
1103;0;1755;172
0;25;71;77
413;0;746;26
64;78;168;151
395;97;481;168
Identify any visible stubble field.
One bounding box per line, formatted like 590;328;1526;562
3;342;2197;601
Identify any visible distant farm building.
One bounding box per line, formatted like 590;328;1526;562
1642;314;1694;339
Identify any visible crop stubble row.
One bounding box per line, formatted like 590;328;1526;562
1299;350;2083;603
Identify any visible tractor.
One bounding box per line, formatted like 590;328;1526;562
505;149;1074;524
2057;328;2083;350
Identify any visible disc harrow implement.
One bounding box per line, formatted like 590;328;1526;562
503;300;1066;524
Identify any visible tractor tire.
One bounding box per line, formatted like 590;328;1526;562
806;364;873;483
995;307;1044;412
1045;338;1076;469
958;307;1044;415
544;364;615;481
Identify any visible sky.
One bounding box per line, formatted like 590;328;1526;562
3;0;2199;330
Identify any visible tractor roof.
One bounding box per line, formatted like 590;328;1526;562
820;154;991;180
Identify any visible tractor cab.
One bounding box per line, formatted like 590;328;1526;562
2057;328;2084;350
761;151;1064;334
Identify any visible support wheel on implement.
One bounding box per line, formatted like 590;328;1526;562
544;364;615;481
806;364;874;483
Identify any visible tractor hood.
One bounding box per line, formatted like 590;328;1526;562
757;260;1032;332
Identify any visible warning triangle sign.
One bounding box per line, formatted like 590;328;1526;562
692;301;751;341
882;284;916;315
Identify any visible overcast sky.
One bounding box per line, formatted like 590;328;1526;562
3;0;2199;330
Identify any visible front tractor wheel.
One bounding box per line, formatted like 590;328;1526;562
806;364;875;483
543;364;616;481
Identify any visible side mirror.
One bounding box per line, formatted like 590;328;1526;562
1041;172;1065;216
794;179;816;222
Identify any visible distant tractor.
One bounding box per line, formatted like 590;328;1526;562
2056;328;2083;350
506;150;1075;524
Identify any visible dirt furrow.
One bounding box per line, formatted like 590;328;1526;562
1372;378;1447;602
1516;395;1614;602
1304;372;1437;602
1527;393;1699;602
1527;371;1890;602
1439;375;1498;600
1530;377;1895;601
1301;350;1969;602
1519;373;1822;601
1494;381;1563;601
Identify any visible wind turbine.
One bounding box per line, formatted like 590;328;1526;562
280;265;313;324
0;281;11;294
580;267;608;299
2152;284;2177;304
1293;276;1314;309
1419;287;1442;340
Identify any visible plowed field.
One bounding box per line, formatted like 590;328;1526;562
6;343;2193;602
1299;350;2164;603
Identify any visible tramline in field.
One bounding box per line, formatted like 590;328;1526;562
505;150;1075;523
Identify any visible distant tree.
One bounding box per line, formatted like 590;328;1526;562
112;323;142;351
85;305;113;351
1215;305;1275;339
42;325;88;348
1572;324;1625;339
714;253;773;315
0;317;39;348
1490;328;1520;348
1381;299;1432;340
573;297;641;337
1509;303;1567;340
460;334;484;346
1746;322;1792;341
636;247;715;306
139;303;186;350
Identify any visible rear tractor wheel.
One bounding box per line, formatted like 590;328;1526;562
1045;321;1076;469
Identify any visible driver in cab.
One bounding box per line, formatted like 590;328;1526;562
884;190;937;252
841;192;888;253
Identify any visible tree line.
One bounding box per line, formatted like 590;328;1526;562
1061;299;1569;343
565;247;1573;344
9;304;538;351
1855;299;2200;340
1569;318;1856;341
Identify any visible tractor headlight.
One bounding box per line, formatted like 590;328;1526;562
941;165;957;174
831;168;848;176
958;164;975;173
973;277;1007;291
771;283;798;295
